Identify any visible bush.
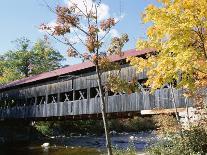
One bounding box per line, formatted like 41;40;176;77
108;116;155;132
147;114;207;155
102;142;137;155
34;121;54;136
152;114;181;137
34;117;156;136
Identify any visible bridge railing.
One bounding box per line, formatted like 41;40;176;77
0;88;191;119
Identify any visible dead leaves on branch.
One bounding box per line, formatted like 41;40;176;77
106;75;141;94
67;48;78;57
40;4;128;56
40;2;133;95
100;18;115;31
98;57;120;72
56;6;80;28
108;34;129;55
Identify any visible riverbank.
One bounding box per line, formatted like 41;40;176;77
0;131;156;155
0;116;156;154
0;121;47;145
34;116;155;136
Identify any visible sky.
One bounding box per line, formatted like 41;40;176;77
0;0;158;65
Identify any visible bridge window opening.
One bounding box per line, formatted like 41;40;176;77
0;99;6;107
3;100;8;107
8;100;14;107
90;87;97;98
18;98;26;106
0;97;2;107
162;84;169;89
48;94;58;103
90;87;103;98
8;99;13;106
37;96;46;104
4;98;12;107
14;99;19;106
137;78;149;91
0;99;4;107
0;103;3;108
2;96;9;107
60;92;73;102
75;89;87;100
4;99;14;107
27;97;35;106
107;90;115;96
9;98;17;107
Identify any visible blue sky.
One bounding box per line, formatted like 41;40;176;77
0;0;158;64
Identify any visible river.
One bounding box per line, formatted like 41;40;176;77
0;131;156;155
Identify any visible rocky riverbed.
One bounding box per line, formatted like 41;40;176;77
0;131;157;155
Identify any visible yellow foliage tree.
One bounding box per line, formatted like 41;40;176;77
128;0;207;92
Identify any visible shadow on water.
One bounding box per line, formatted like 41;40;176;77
0;131;156;155
0;145;101;155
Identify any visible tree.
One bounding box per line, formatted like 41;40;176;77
0;37;64;84
126;2;207;153
128;0;207;92
31;38;64;74
0;56;20;84
40;1;128;154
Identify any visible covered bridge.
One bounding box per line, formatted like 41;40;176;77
0;49;188;120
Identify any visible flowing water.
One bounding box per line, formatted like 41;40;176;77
0;131;156;155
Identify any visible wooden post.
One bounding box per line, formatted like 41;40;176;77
105;90;108;113
72;78;75;101
25;97;28;106
34;97;37;105
87;83;91;103
45;86;48;104
57;93;60;103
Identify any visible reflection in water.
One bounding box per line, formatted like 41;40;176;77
0;145;100;155
0;131;156;155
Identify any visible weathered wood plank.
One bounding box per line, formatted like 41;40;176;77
0;88;195;119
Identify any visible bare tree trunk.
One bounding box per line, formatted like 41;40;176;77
96;65;113;155
185;96;191;129
170;85;179;122
170;85;184;137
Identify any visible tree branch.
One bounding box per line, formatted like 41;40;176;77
193;27;207;59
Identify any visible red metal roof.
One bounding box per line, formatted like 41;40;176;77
0;49;150;90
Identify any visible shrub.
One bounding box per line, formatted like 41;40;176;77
102;142;137;155
108;116;155;132
147;114;207;155
34;121;54;136
152;114;181;137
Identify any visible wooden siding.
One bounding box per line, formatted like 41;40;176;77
0;66;147;102
0;88;191;119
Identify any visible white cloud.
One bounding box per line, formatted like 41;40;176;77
97;3;109;20
114;13;125;23
110;29;119;37
40;1;122;45
68;33;86;44
98;29;105;37
98;28;119;39
66;0;109;20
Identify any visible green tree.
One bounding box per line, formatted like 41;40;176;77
0;37;64;84
31;38;64;75
4;38;33;78
0;56;20;84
